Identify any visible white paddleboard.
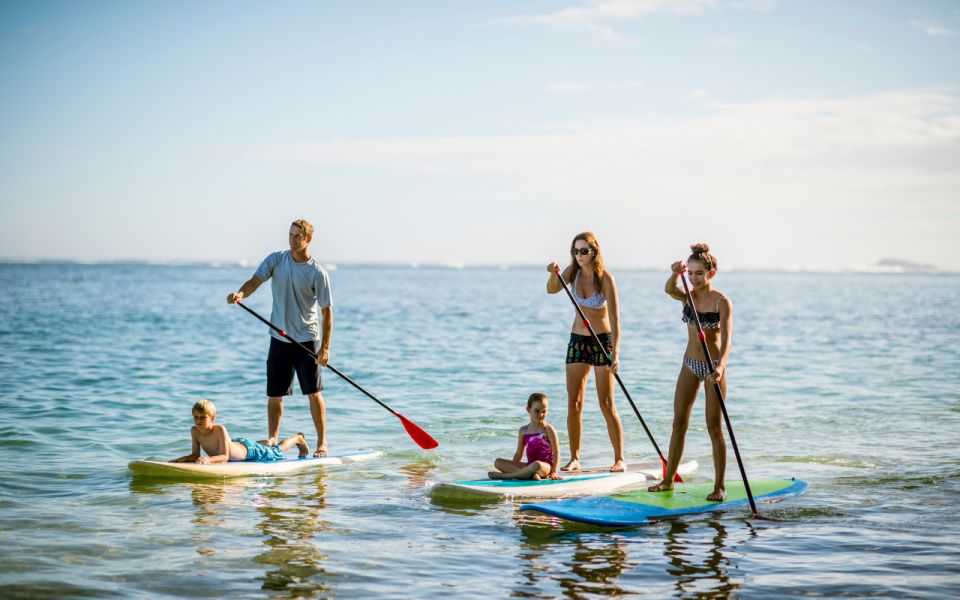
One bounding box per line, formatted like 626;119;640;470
429;459;698;500
128;449;383;479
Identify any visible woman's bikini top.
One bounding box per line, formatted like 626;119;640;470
572;270;606;309
682;296;722;329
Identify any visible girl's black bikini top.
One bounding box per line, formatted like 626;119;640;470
682;298;721;329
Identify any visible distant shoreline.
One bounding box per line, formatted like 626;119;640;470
0;258;950;274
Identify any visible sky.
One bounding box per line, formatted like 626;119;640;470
1;0;958;270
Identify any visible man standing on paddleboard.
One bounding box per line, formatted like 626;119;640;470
227;219;333;458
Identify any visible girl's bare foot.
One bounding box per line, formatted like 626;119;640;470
532;473;542;480
707;487;726;502
610;460;626;473
648;480;674;493
561;459;581;472
488;471;506;480
295;433;309;458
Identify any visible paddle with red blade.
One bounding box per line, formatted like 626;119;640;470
678;268;758;516
235;300;438;450
552;266;681;482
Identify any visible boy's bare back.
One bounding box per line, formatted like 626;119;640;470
194;424;248;462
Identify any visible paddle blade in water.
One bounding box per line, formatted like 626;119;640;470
398;413;439;449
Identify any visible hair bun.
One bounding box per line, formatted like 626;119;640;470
690;242;710;254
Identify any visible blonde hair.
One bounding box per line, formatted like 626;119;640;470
527;392;548;409
192;399;216;417
569;232;605;295
291;219;314;238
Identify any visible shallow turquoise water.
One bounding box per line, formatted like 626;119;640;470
0;264;958;598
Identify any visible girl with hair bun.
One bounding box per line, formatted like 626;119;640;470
546;232;625;473
648;243;733;501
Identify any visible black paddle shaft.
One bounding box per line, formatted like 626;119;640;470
552;267;669;463
679;270;759;516
234;301;398;416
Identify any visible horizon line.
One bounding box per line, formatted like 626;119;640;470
0;257;948;274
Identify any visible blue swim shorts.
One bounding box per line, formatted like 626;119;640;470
233;437;284;462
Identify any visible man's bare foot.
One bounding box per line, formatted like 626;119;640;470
610;460;626;473
313;445;327;458
648;480;674;493
265;437;278;447
707;487;726;502
561;459;581;472
295;433;309;458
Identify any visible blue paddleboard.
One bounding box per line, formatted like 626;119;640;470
521;477;807;526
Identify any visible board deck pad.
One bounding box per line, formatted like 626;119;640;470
429;459;698;500
128;449;383;479
520;478;807;526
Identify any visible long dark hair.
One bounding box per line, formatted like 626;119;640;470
569;232;605;294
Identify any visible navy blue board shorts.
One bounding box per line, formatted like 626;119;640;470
266;337;323;397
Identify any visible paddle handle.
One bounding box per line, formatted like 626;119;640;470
678;270;759;516
552;266;670;466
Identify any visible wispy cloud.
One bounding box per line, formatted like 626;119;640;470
490;0;775;40
246;89;960;202
911;19;959;38
245;88;960;269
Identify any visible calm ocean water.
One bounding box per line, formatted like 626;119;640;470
0;263;958;598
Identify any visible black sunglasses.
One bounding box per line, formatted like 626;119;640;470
572;247;593;256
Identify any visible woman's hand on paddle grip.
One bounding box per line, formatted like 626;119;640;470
706;364;724;384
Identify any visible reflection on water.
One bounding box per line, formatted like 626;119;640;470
558;538;633;597
515;518;633;597
252;470;331;594
517;538;633;597
515;513;756;598
662;518;753;598
399;460;436;490
128;472;334;595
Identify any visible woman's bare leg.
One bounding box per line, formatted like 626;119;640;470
594;365;625;472
649;367;701;491
563;363;590;471
705;376;728;501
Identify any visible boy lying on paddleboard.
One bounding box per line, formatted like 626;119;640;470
170;399;309;464
489;393;561;480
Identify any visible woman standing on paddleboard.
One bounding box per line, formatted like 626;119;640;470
649;243;733;501
546;232;625;473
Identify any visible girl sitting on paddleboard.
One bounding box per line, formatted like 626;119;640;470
546;232;626;473
649;243;733;501
489;393;561;480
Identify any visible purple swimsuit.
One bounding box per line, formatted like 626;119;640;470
523;428;553;465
